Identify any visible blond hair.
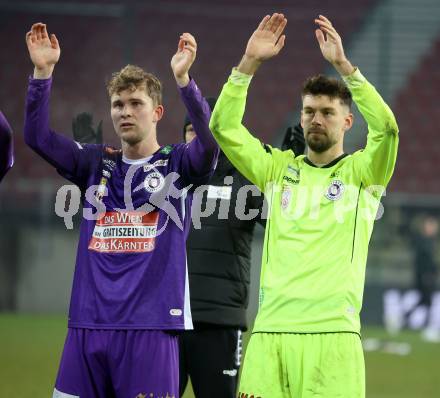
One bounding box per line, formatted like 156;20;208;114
107;64;162;105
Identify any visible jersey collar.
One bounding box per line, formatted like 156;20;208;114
304;153;348;169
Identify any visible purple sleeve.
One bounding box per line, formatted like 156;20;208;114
178;78;219;184
0;111;13;182
24;77;94;181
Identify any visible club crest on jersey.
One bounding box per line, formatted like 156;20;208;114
325;180;344;201
144;172;165;193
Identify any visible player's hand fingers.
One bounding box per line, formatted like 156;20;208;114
184;41;196;51
177;38;185;52
36;24;43;41
315;19;339;39
257;15;270;31
315;29;326;46
265;13;277;32
30;22;43;34
181;32;197;48
318;15;333;26
41;24;49;40
318;26;339;42
183;42;197;56
25;31;34;45
274;16;287;39
269;13;282;33
314;19;333;31
274;34;286;54
50;34;60;50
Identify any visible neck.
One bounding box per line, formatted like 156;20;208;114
121;138;161;160
307;144;344;166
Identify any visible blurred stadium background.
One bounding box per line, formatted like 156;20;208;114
0;0;439;396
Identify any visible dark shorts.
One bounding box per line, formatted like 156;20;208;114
53;328;178;398
179;325;242;398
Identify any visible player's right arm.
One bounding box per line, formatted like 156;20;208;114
209;13;287;191
0;111;13;182
24;23;92;178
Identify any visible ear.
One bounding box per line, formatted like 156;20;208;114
153;105;164;123
344;112;354;132
300;110;304;129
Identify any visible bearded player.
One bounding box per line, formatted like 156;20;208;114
210;13;398;398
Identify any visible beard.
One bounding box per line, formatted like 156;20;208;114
306;128;336;153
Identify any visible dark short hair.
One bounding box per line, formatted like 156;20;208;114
107;64;162;106
302;74;352;109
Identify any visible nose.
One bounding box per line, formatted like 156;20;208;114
121;104;132;118
311;113;323;125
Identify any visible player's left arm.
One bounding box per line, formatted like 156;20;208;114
171;32;219;184
344;70;398;188
315;15;398;187
0;111;14;182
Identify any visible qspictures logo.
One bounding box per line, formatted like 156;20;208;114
135;393;176;398
55;165;386;231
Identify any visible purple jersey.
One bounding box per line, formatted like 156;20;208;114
25;77;219;330
0;111;13;182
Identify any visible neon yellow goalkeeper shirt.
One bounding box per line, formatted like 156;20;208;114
209;68;398;334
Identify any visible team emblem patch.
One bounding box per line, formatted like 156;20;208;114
325;179;345;201
144;172;165;193
159;145;173;155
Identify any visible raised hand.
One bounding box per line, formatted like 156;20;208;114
314;15;354;76
238;13;287;75
246;13;287;61
171;32;197;87
26;23;60;79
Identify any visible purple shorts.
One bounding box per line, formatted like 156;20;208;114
53;328;178;398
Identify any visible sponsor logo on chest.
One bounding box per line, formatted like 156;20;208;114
88;211;159;253
143;159;169;172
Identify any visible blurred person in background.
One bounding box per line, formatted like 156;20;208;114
209;13;398;398
72;112;103;145
25;23;218;398
179;100;305;398
0;111;13;182
411;215;440;342
0;111;14;311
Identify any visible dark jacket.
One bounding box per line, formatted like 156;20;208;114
186;151;264;330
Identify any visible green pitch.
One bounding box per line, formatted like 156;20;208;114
1;314;439;398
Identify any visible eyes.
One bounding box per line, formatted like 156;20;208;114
303;109;334;117
112;100;144;110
